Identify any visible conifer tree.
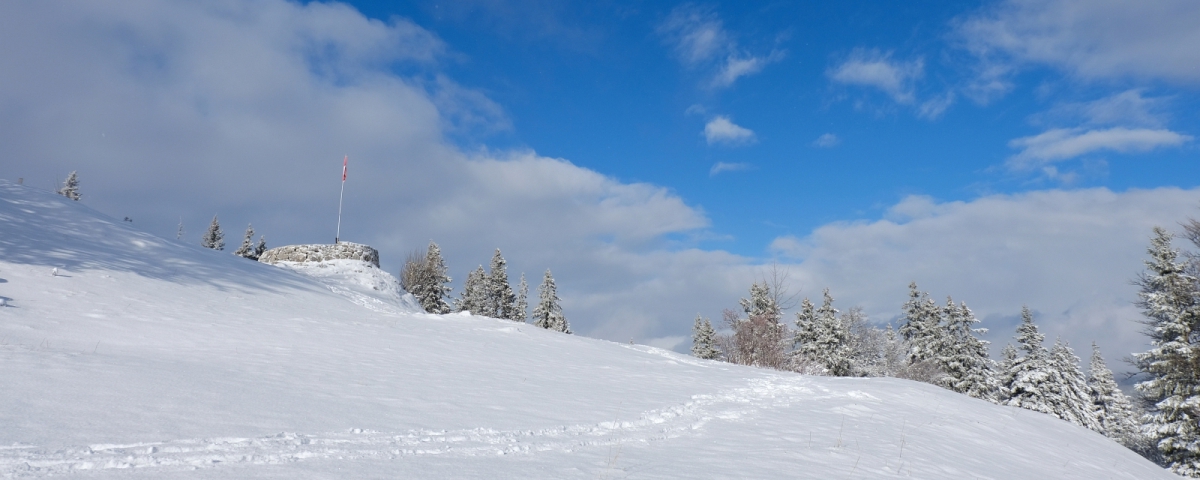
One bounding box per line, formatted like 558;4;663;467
1088;343;1140;447
177;219;184;240
455;266;488;314
1134;227;1200;476
57;171;81;201
486;249;517;321
200;216;224;250
794;289;852;376
936;299;995;400
532;269;570;333
513;274;529;323
423;242;453;314
999;306;1056;415
1047;339;1102;431
253;236;267;259
899;282;946;364
740;281;781;322
234;224;256;259
691;315;720;360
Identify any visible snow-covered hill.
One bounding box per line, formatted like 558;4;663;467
0;181;1174;478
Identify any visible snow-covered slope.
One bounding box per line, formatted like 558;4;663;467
0;182;1174;479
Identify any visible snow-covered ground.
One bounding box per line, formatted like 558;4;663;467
0;181;1175;478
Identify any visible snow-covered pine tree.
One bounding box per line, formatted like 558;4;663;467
691;314;720;360
898;282;946;365
740;281;781;322
794;289;852;376
999;306;1063;419
486;249;517;321
513;274;529;323
57;171;81;201
998;343;1018;373
728;281;787;369
176;219;184;240
532;269;570;333
1048;339;1102;431
200;216;224;250
234;224;256;259
1134;226;1200;476
935;299;995;401
454;266;488;314
253;236;267;259
423;242;453;314
1088;343;1141;447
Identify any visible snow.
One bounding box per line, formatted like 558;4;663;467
0;181;1176;478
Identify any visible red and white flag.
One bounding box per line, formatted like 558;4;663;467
341;155;348;182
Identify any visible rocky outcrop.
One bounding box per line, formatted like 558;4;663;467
258;242;379;268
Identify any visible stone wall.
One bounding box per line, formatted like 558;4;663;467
258;242;380;268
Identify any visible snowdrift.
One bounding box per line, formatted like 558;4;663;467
0;181;1173;478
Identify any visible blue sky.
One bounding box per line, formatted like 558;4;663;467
3;0;1200;375
341;0;1199;255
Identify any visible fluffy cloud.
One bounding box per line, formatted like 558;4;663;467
1042;90;1169;129
812;133;840;148
703;116;756;145
958;0;1200;86
0;0;729;345
1007;128;1192;167
771;187;1200;377
828;49;924;104
658;4;782;89
709;162;751;176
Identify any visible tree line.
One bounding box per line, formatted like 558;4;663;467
401;242;570;334
691;273;1157;465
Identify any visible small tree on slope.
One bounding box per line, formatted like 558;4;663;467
691;315;720;360
1088;343;1142;449
455;266;488;314
935;299;995;401
423;242;453;314
57;171;81;201
486;249;517;321
253;236;267;259
532;269;570;333
402;242;453;314
1134;227;1200;476
1047;339;1102;431
234;224;256;259
999;306;1056;416
200;216;224;250
899;282;947;367
794;289;852;376
513;274;529;323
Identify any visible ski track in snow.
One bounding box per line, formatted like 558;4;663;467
0;375;833;477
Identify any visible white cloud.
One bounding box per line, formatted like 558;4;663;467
711;50;785;89
0;0;730;347
958;0;1200;87
770;187;1200;377
1007;127;1192;167
709;162;751;176
917;92;956;120
657;5;728;66
703;116;756;145
828;49;924;104
658;5;782;89
1038;89;1168;129
812;133;840;148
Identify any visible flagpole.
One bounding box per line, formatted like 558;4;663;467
336;155;347;244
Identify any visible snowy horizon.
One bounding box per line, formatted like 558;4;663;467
0;181;1172;478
